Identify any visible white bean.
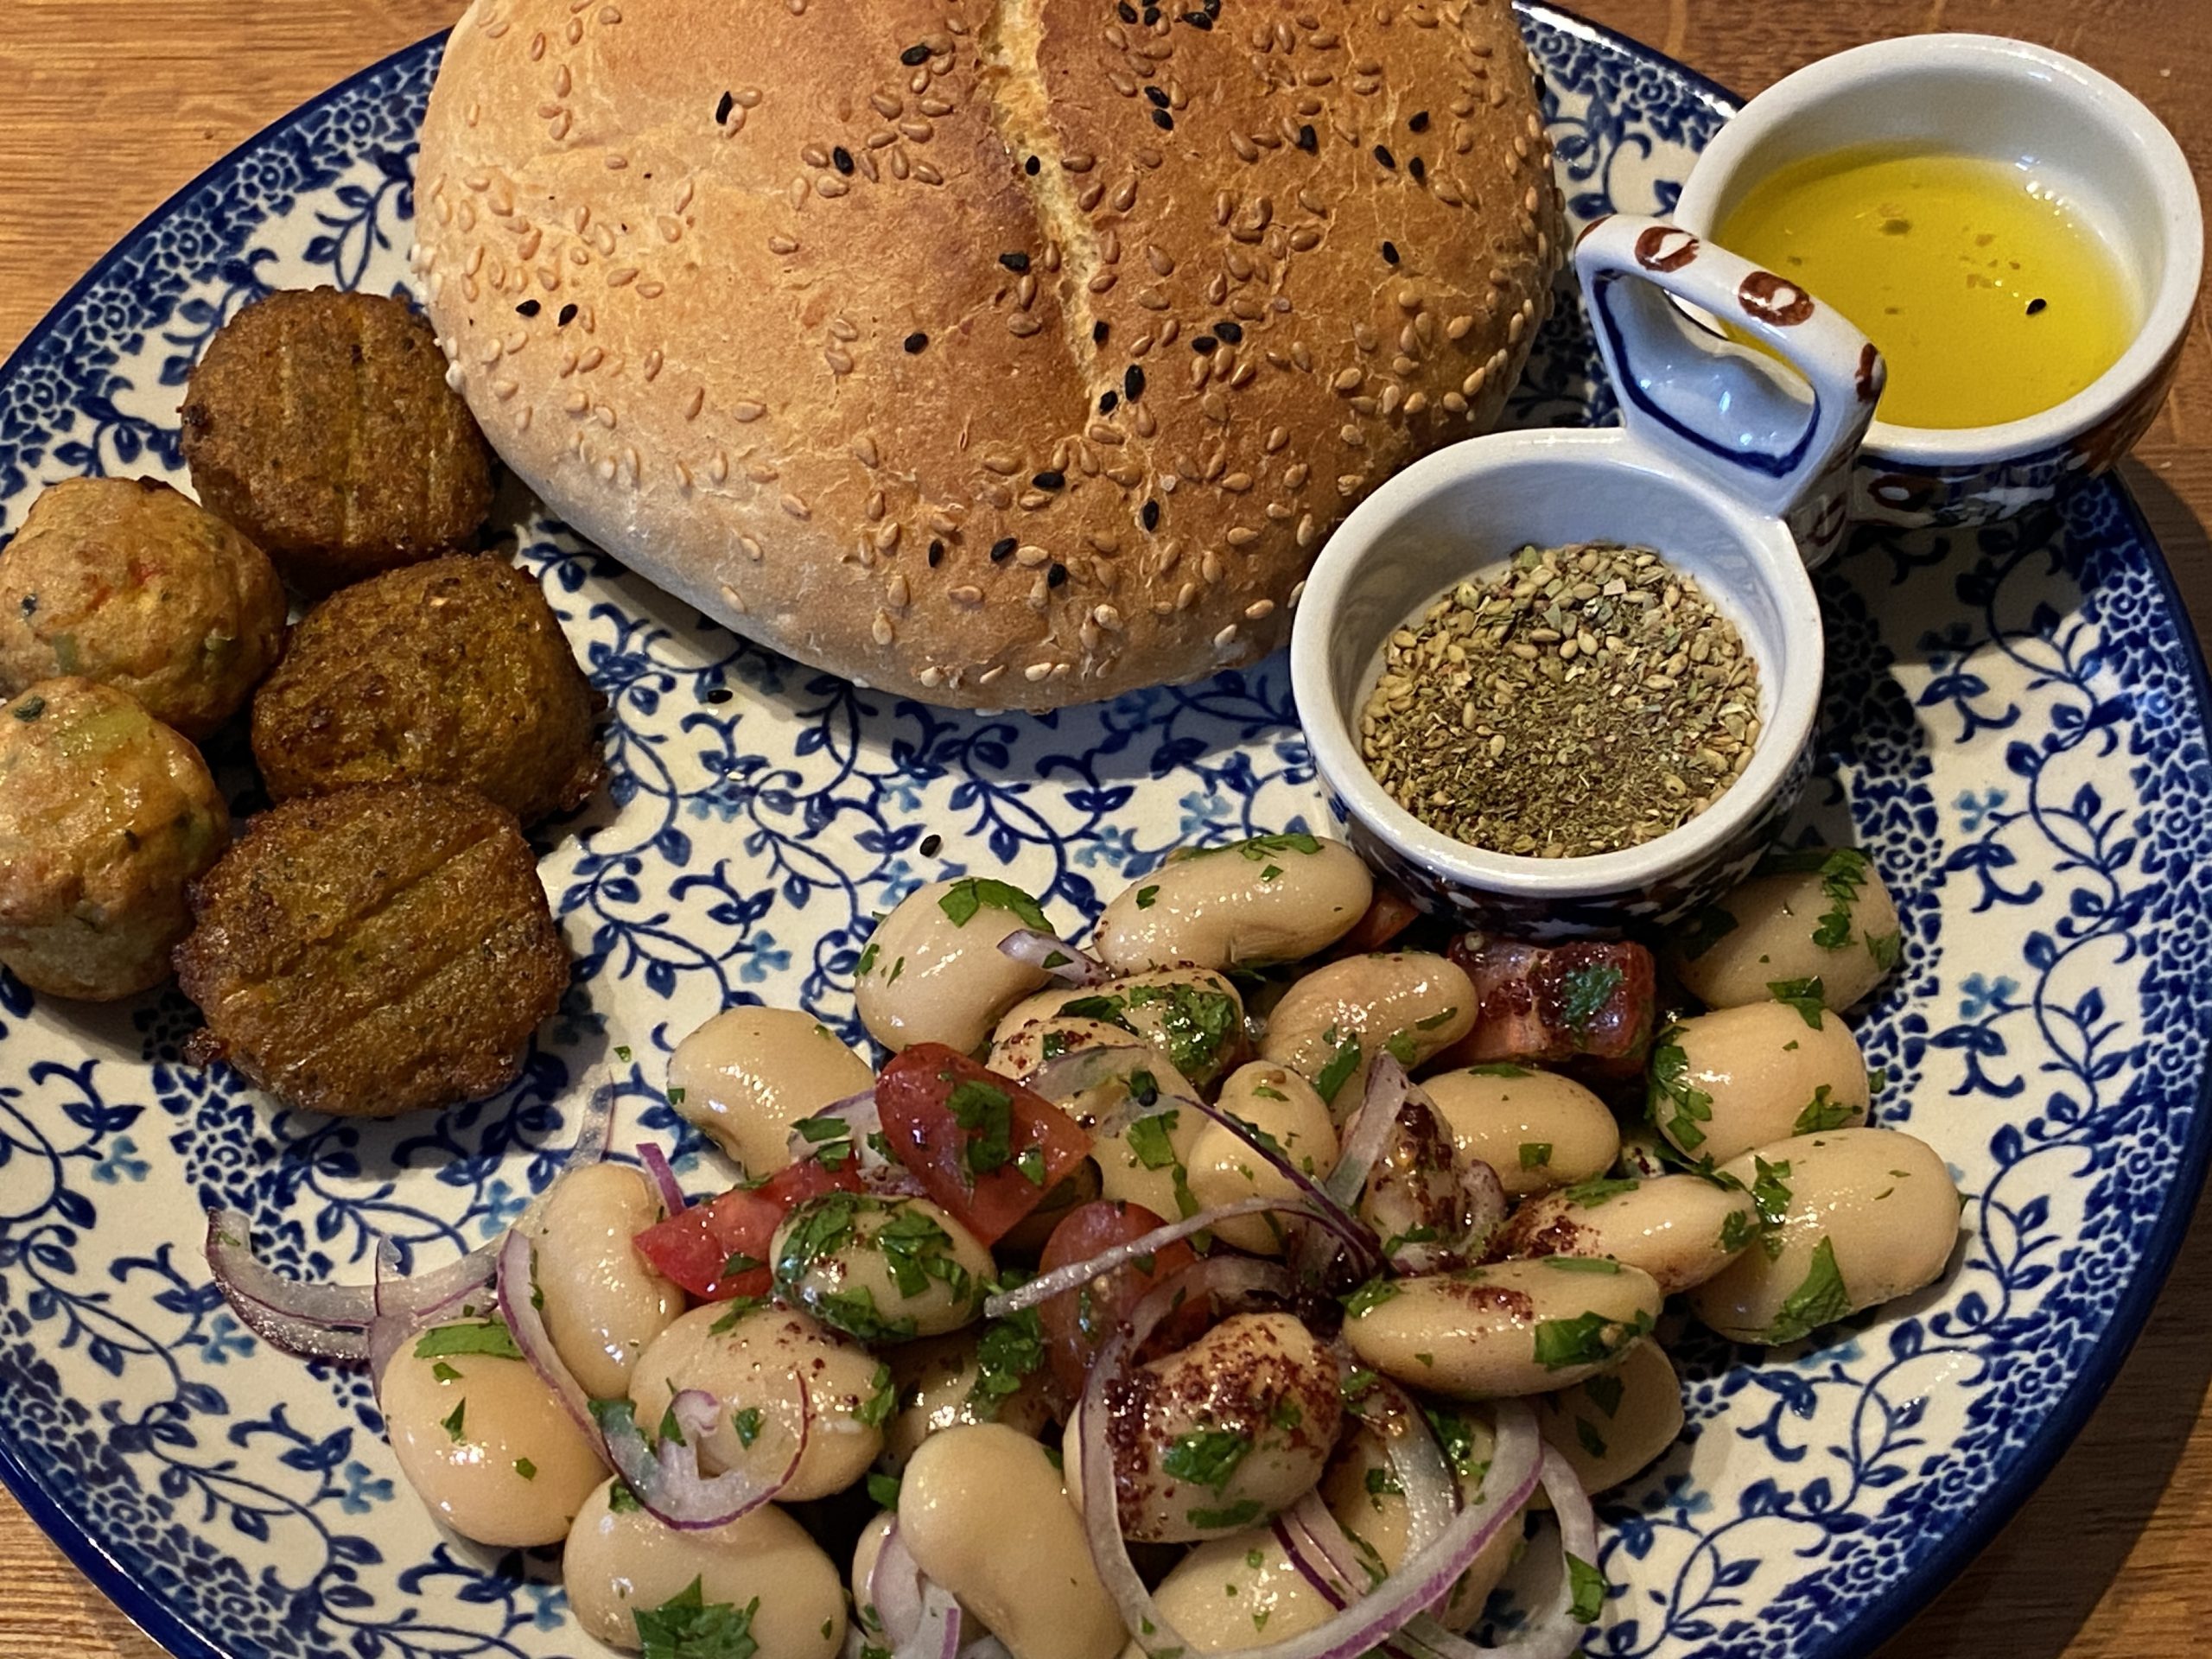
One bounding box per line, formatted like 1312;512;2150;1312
1490;1173;1758;1294
858;878;1055;1052
1341;1258;1662;1399
668;1007;874;1175
987;1015;1144;1081
1064;1313;1341;1543
1690;1128;1961;1345
1674;851;1902;1013
1187;1063;1338;1254
627;1303;885;1500
1533;1338;1683;1494
995;969;1248;1091
1421;1065;1621;1198
565;1481;844;1657
771;1194;993;1341
1122;1527;1338;1654
1652;1001;1868;1166
880;1329;1058;1473
1091;834;1374;974
1319;1413;1519;1632
383;1338;607;1547
900;1423;1125;1659
1259;953;1476;1120
531;1164;683;1398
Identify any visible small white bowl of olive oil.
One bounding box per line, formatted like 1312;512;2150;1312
1674;33;2201;526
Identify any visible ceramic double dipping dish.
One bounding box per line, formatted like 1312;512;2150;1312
1291;34;2201;935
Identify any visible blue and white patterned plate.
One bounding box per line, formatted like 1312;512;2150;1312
1;10;2207;1659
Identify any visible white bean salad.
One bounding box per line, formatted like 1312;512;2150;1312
210;836;1957;1659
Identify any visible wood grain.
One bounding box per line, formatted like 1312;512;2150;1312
3;3;2209;1656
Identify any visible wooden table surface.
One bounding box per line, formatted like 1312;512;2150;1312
3;1;2209;1655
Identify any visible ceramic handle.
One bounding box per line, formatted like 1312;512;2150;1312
1573;213;1885;564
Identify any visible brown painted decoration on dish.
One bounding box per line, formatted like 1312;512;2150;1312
1633;224;1700;271
1736;270;1815;327
1855;340;1883;403
411;0;1567;709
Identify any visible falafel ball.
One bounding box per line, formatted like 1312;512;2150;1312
180;288;494;594
174;784;569;1117
251;555;604;825
0;476;286;740
0;678;231;1001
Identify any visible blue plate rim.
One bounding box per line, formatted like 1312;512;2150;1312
0;13;2205;1659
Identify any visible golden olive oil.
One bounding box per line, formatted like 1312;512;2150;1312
1716;148;2134;429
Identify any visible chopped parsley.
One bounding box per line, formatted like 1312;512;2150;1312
816;1286;918;1344
431;1362;462;1383
1313;1027;1362;1105
944;1077;1015;1176
1520;1141;1553;1169
1185;1499;1265;1530
1560;963;1624;1041
1383;1029;1419;1065
440;1399;467;1442
1764;846;1872;950
1719;1207;1757;1255
413;1317;524;1363
1186;831;1323;862
1565;1554;1608;1624
731;1407;764;1447
1582;1371;1625;1417
1541;1255;1624;1274
1250;1083;1288;1102
868;1471;901;1509
1868;929;1904;971
514;1457;537;1480
1574;1417;1609;1459
1561;1177;1639;1209
1125;1111;1182;1170
969;1298;1048;1417
1763;1236;1853;1344
608;1478;645;1514
1342;1278;1402;1319
938;878;1051;931
1793;1084;1856;1135
1767;976;1827;1029
1532;1307;1651;1371
859;1362;897;1428
1648;1025;1713;1152
1135;885;1160;909
875;1205;973;1304
1465;1062;1531;1077
1676;905;1739;961
857;941;880;976
1124;982;1241;1077
1163;1428;1251;1492
633;1578;760;1659
1421;1404;1487;1482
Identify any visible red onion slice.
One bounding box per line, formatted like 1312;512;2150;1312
868;1521;930;1648
895;1579;964;1659
203;1210;374;1361
637;1141;688;1217
1351;1377;1459;1557
1294;1055;1413;1285
983;1195;1330;1319
997;929;1114;986
1170;1091;1384;1281
1020;1043;1199;1124
597;1377;810;1531
1395;1440;1600;1659
496;1226;598;1439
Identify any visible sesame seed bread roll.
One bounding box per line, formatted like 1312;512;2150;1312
416;0;1561;709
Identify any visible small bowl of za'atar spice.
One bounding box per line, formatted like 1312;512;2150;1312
1292;213;1886;935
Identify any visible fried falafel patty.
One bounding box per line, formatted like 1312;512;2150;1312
0;476;286;740
175;784;568;1117
251;555;604;825
0;678;230;1001
180;288;494;594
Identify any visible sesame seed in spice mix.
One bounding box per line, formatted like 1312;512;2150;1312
1358;543;1763;859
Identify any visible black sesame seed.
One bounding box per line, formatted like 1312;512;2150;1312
17;595;35;619
1099;389;1119;413
900;42;932;65
905;331;929;353
1373;144;1395;169
1214;320;1243;343
1026;155;1041;175
516;300;542;317
1409;156;1427;184
1125;364;1146;400
715;90;735;124
1146;86;1170;108
1047;563;1069;587
1000;251;1031;272
991;537;1019;563
1118;0;1138;18
833;146;855;175
928;539;945;568
1093;320;1110;344
1141;499;1161;531
1183;9;1212;27
557;302;579;327
1192;335;1217;354
1142;4;1160;22
704;686;734;705
1381;240;1400;265
1033;469;1066;490
1153;109;1174;131
1408;110;1431;133
1294;124;1318;155
2026;296;2048;315
919;833;944;856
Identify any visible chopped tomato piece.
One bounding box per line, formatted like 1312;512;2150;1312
1332;884;1424;957
876;1045;1094;1247
1036;1200;1202;1400
631;1157;863;1301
